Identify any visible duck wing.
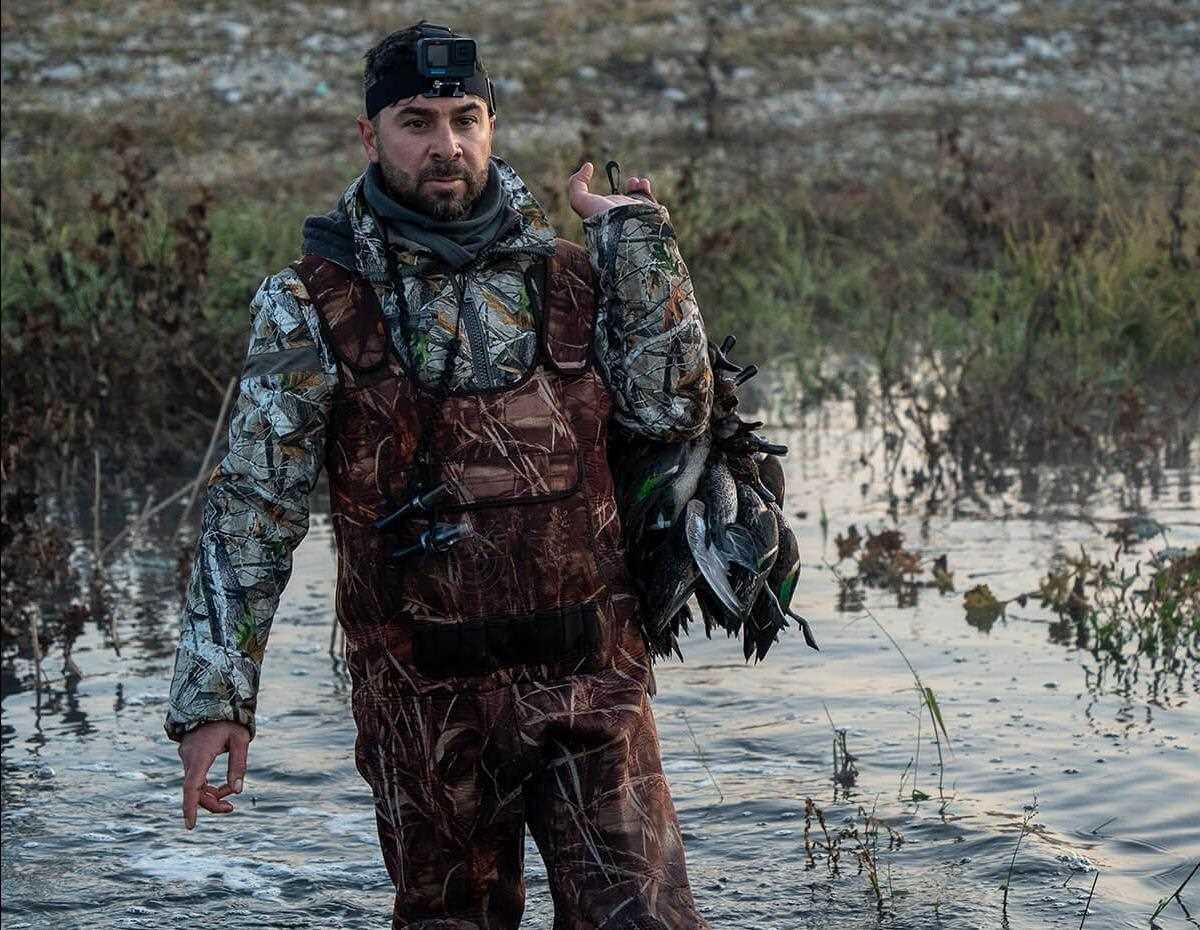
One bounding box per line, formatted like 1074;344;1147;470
731;484;780;615
638;513;701;659
757;453;786;505
766;504;801;611
684;499;742;615
699;457;738;547
745;586;791;662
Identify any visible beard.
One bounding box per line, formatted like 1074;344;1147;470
377;155;489;221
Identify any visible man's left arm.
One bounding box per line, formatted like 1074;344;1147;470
583;200;714;441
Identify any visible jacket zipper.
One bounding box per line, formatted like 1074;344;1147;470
452;272;495;389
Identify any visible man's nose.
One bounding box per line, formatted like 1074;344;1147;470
429;120;462;160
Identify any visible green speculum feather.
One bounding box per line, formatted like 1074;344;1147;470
636;471;671;502
778;574;797;609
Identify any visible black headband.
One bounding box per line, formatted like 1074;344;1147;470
365;69;495;119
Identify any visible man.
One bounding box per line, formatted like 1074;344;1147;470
165;21;714;930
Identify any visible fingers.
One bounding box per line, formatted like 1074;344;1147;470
624;176;656;202
181;744;217;835
575;162;654;199
183;774;236;829
180;772;204;835
182;785;198;831
198;784;235;816
570;162;657;218
569;162;608;219
568;161;594;195
180;731;247;830
226;730;249;796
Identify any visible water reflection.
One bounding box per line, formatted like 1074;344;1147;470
1;399;1197;930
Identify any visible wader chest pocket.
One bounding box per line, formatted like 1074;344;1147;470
411;603;602;675
439;449;582;510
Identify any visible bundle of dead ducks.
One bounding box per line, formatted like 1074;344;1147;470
610;335;818;662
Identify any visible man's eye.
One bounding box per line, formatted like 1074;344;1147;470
403;119;427;129
457;116;478;126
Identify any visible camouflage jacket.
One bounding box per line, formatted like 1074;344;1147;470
164;157;713;742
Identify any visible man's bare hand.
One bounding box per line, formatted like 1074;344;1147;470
178;720;250;830
568;162;656;220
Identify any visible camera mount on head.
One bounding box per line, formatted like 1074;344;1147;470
365;23;496;119
416;35;476;85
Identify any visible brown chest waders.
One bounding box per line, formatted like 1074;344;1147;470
292;242;711;930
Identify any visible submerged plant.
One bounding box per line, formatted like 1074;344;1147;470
833;523;956;608
965;543;1200;668
827;559;953;804
1002;796;1040;917
803;797;904;915
823;703;859;792
1042;546;1199;662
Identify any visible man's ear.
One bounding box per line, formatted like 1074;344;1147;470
356;114;381;163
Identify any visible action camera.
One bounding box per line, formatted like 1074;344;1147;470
416;37;477;81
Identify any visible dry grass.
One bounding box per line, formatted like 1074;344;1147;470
2;0;1196;497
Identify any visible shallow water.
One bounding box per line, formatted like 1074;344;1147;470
2;400;1197;929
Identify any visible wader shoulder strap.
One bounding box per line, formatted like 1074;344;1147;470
541;238;597;374
294;241;594;377
291;255;389;375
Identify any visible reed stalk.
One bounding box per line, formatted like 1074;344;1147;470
1079;871;1098;928
27;609;43;692
1002;798;1038;915
92;449;102;576
99;483;193;562
1151;860;1199;921
826;559;951;802
92;449;121;654
175;375;238;539
679;708;724;806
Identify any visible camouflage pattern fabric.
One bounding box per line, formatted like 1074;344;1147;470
588;202;711;444
164;158;712;742
162;156;715;928
295;240;652;705
299;236;710;928
353;670;708;929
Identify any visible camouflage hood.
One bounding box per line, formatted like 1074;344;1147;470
302;155;556;278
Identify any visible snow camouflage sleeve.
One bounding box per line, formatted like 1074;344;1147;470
586;201;713;442
164;271;337;742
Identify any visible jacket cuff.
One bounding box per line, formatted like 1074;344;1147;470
163;643;260;743
582;201;673;254
163;709;256;744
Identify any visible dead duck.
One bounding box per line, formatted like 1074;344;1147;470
610;333;818;661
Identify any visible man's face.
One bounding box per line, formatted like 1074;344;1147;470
357;94;494;221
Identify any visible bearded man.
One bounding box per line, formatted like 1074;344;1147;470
165;21;714;930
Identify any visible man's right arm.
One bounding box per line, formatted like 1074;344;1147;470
164;268;337;745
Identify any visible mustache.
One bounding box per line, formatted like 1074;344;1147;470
420;164;471;181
